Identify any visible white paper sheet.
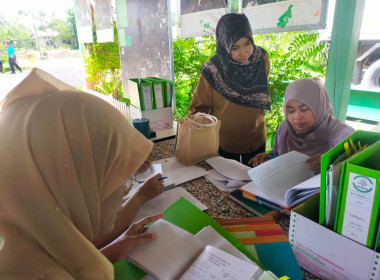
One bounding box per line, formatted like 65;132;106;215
132;187;207;224
205;169;250;192
206;156;251;180
153;157;208;186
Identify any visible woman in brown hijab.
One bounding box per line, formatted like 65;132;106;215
0;68;164;279
189;13;270;166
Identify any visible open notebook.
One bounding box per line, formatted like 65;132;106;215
241;151;320;210
127;219;267;280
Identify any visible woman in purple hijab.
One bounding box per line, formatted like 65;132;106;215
249;78;355;173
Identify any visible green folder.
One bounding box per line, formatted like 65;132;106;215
156;78;174;107
335;140;380;248
139;79;154;110
113;198;264;280
144;77;166;108
319;130;380;226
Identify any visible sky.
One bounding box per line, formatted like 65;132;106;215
5;0;75;20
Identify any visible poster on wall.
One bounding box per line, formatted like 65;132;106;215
93;0;114;43
116;0;172;96
242;0;328;34
75;0;93;43
180;0;228;38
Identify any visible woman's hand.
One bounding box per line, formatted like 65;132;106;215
305;153;322;173
137;160;151;173
136;173;164;203
248;153;269;167
100;213;164;263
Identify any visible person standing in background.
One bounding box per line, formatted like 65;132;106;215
5;42;22;74
189;13;270;166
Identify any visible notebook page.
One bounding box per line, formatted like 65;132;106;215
248;151;313;190
127;219;204;280
179;246;263;280
195;226;255;264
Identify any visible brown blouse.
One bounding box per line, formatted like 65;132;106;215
189;53;270;154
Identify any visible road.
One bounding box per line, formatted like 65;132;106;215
0;52;86;101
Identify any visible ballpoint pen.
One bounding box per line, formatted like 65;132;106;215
138;176;168;184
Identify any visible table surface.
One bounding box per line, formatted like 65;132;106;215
148;138;322;280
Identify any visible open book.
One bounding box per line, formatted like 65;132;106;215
127;219;266;280
241;151;320;209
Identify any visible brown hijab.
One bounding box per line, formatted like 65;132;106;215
278;78;349;156
0;68;153;279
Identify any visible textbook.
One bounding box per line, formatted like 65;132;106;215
127;219;264;280
242;151;320;209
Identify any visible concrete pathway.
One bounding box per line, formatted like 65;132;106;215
0;52;86;101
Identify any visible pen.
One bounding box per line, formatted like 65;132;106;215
138;176;168;184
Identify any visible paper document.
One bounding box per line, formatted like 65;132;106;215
132;187;207;223
153;157;208;186
206;156;251;180
126;164;164;199
206;169;250;192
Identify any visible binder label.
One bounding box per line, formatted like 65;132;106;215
341;172;376;245
142;86;153;110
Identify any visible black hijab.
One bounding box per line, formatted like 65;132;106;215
201;13;270;109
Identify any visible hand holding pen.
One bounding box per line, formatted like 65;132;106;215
137;173;166;203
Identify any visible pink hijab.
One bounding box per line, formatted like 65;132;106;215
0;68;153;279
278;78;349;156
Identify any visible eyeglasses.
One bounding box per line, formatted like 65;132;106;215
124;174;137;196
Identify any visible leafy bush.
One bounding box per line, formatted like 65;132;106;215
173;31;329;146
83;22;127;103
173;35;216;118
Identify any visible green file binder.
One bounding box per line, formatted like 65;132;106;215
113;198;264;280
139;79;154;110
158;78;174;107
144;77;166;108
319;130;380;227
335;140;380;248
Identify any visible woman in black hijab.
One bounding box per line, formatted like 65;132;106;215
189;13;270;166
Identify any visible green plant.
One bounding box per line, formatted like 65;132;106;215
173;31;329;146
173;35;216;119
254;31;329;140
83;22;127;103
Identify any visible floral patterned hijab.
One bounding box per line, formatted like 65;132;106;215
201;13;270;109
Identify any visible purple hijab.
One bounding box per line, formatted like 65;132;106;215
201;13;270;109
278;78;349;156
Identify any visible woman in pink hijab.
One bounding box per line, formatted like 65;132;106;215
0;68;164;279
249;78;355;173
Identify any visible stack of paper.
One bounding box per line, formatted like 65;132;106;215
205;156;251;192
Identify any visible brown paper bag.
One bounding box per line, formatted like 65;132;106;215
174;113;221;165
